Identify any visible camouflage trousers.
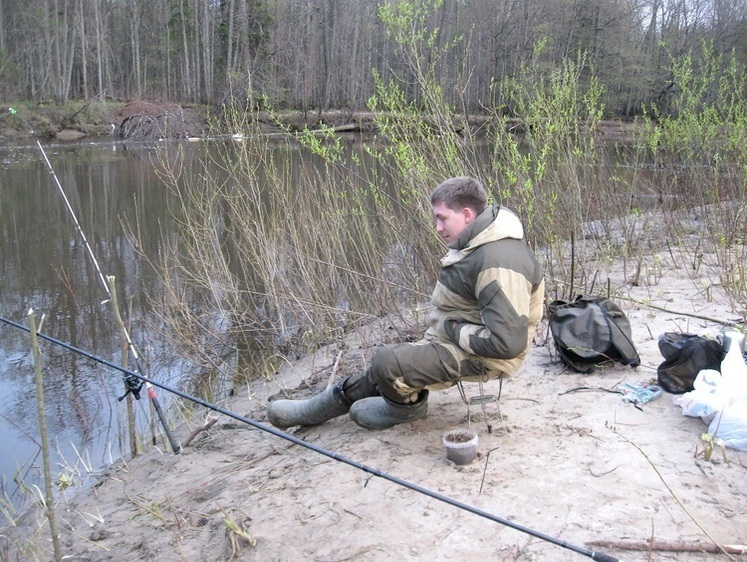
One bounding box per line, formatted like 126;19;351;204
343;339;494;404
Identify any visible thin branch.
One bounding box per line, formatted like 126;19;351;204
182;417;219;448
585;540;746;556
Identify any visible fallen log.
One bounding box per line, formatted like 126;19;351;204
586;540;746;556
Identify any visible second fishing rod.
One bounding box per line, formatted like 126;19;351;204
9;107;180;455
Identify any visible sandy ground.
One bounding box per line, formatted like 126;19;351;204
2;247;746;562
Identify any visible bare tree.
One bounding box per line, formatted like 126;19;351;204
1;0;744;116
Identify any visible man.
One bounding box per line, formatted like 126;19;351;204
267;176;545;430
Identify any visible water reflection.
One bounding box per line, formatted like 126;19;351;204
0;139;177;511
0;132;426;517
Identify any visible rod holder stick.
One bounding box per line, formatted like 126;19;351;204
27;309;63;561
107;276;181;454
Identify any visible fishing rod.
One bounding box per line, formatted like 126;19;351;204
0;315;617;562
7;107;180;454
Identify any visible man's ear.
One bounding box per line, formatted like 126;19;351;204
463;207;477;223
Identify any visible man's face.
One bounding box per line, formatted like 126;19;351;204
432;201;473;244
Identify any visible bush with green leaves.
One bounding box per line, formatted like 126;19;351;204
144;4;746;395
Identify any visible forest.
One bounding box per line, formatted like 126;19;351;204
1;0;746;119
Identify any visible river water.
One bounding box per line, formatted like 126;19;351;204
0;132;405;516
0;137;204;512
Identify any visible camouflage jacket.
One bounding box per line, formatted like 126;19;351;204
424;204;545;378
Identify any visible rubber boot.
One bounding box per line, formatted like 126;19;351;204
267;382;352;429
348;391;428;429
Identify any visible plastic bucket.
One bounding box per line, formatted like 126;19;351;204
442;429;479;465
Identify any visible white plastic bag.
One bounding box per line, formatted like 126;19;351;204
708;403;747;451
676;331;747;450
676;369;725;424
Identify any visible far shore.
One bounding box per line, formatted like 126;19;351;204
1;100;640;145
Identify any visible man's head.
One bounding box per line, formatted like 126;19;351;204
430;177;488;244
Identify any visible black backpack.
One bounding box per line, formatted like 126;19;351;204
656;333;725;394
548;295;641;373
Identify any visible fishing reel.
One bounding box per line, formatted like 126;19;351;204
118;371;143;401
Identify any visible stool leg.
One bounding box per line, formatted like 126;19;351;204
458;377;506;434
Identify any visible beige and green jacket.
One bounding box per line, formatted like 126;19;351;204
423;204;545;379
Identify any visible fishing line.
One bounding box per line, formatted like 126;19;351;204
0;315;617;562
7;107;180;454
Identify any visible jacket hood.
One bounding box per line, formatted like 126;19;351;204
441;205;524;267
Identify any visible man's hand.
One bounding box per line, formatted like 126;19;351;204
444;318;460;343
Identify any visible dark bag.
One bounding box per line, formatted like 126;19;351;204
548;295;641;373
656;333;725;394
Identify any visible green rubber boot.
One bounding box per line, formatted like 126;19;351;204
348;391;428;429
267;382;352;429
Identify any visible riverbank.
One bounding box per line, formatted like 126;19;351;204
0;99;486;142
0;100;211;143
2;238;745;561
0;99;638;144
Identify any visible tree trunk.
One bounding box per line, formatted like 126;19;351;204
192;0;201;103
128;0;141;97
0;0;5;53
94;0;104;96
202;0;212;101
77;0;89;99
60;0;76;102
226;0;235;73
179;0;192;100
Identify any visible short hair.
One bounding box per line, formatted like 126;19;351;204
430;176;488;215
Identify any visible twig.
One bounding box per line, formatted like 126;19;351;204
182;417;219;448
585;540;746;555
326;350;344;388
68;99;94;121
479;447;501;494
587;465;618;478
505;397;540;404
558;386;624;396
632;299;741;326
